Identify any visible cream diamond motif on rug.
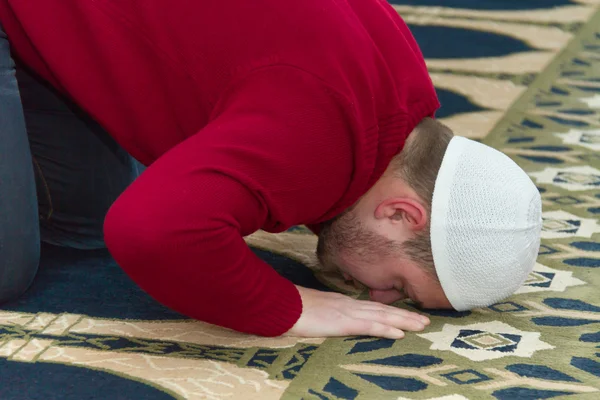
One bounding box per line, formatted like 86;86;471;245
460;332;516;350
418;321;554;361
541;210;600;239
529;166;600;191
555;129;600;151
525;271;552;285
515;263;586;294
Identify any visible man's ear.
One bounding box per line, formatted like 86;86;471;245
374;198;427;231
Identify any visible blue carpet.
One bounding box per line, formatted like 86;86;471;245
2;244;332;320
407;25;532;59
0;358;173;400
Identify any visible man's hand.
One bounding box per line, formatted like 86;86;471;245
285;286;430;339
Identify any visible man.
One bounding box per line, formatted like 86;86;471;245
0;0;542;339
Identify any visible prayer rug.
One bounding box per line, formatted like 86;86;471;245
1;1;600;399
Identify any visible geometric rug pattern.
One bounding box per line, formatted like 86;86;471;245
1;1;600;399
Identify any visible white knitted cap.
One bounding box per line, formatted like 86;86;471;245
430;137;542;311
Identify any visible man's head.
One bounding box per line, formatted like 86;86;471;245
317;118;453;309
317;118;542;311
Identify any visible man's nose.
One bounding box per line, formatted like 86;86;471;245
369;288;408;305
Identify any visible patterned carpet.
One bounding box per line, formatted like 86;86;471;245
1;1;600;399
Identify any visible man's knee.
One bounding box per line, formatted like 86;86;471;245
0;236;40;304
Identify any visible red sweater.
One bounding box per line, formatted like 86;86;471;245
0;0;439;336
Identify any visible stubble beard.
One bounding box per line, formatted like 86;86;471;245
316;209;402;274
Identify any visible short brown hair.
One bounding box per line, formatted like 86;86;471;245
390;117;454;280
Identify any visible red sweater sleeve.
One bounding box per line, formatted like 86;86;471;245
103;66;354;336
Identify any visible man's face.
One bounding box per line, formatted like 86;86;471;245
316;207;452;310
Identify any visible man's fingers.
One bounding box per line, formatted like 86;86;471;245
289;286;430;340
355;300;430;325
350;309;426;332
345;319;406;339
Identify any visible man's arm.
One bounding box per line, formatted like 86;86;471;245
103;66;353;336
103;66;429;337
104;158;302;336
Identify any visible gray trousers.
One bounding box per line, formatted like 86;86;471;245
0;27;141;303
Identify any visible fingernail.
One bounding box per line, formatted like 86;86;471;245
421;317;430;325
415;323;425;330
